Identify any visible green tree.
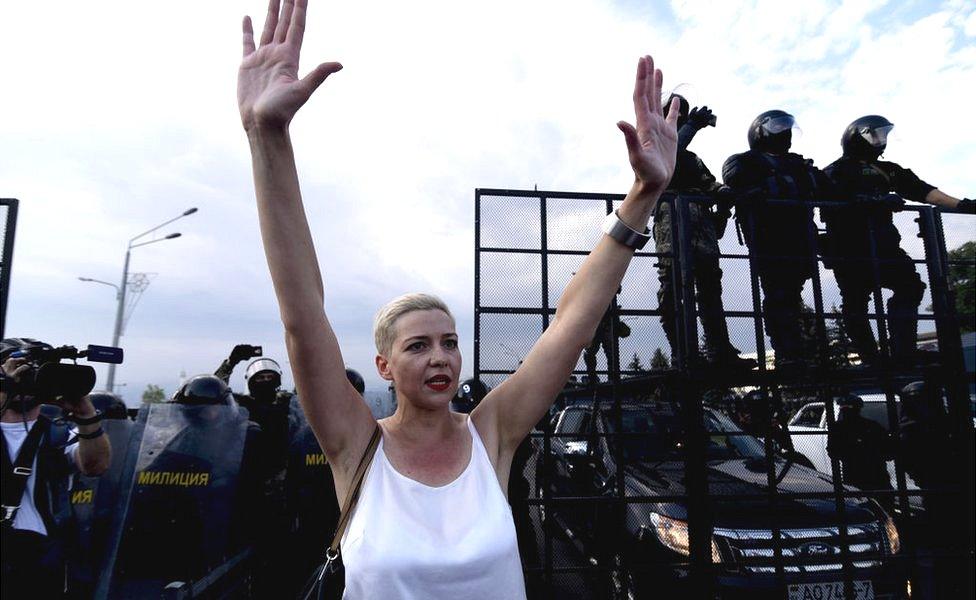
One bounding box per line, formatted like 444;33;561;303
797;303;854;368
650;347;670;370
142;384;166;404
947;241;975;332
626;352;646;373
825;305;854;368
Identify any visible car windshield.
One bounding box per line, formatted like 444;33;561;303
604;404;765;462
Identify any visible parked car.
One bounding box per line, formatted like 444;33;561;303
538;400;907;599
787;396;918;490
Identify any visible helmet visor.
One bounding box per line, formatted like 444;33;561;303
859;124;893;148
760;114;797;135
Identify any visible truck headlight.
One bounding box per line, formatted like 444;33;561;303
883;514;900;554
649;512;721;563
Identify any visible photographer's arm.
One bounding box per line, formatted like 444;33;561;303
68;397;111;476
474;56;679;455
239;0;374;487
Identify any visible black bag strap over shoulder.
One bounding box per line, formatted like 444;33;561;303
300;424;381;600
329;425;381;556
1;418;49;526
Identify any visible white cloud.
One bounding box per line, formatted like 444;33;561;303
1;0;973;405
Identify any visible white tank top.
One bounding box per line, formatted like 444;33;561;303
341;416;527;599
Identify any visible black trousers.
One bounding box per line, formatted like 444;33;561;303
1;528;65;599
834;248;925;362
658;253;737;359
583;330;618;383
757;266;810;363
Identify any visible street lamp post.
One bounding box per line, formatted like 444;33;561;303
100;208;198;393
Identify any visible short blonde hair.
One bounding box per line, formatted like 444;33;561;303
373;293;455;356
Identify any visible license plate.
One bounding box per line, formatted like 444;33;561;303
787;580;874;600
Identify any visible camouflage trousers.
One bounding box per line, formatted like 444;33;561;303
653;206;738;359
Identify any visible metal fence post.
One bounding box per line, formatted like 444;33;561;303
674;194;714;597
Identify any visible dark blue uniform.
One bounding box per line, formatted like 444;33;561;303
723;150;833;364
822;158;932;364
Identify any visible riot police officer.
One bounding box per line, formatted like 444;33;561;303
723;110;834;371
452;378;488;414
656;95;753;369
215;346;292;472
99;375;254;597
897;381;953;508
583;287;630;384
283;368;363;597
734;389;794;455
219;355;295;597
827;395;894;505
822;116;975;367
897;380;969;596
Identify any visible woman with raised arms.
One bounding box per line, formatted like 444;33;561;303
237;0;679;597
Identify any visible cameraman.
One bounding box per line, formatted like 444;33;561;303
1;339;110;599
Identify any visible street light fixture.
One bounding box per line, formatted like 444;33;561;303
101;208;198;393
77;277;120;297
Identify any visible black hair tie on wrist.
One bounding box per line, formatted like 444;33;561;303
68;409;103;426
77;427;105;440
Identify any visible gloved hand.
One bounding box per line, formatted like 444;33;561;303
711;211;730;239
715;186;735;214
882;193;906;211
854;193;905;211
687;105;716;130
737;187;766;204
229;344;261;363
957;198;976;214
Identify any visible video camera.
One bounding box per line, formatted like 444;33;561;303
1;340;123;400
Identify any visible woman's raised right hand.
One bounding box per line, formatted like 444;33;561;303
237;0;342;133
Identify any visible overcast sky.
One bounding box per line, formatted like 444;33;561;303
2;0;974;405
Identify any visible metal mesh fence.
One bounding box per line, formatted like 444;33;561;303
476;188;975;599
0;198;19;339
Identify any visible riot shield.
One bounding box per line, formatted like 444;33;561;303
96;403;249;599
65;418;137;597
284;414;341;592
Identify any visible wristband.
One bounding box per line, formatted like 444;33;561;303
602;210;651;250
68;409;103;426
77;427;105;440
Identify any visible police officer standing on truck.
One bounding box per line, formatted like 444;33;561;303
655;95;754;370
821;115;975;368
583;286;630;384
723;110;834;372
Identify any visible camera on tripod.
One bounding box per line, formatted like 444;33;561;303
1;339;123;400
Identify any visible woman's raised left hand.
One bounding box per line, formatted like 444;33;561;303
617;55;679;195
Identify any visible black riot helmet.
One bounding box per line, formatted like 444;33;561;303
841;115;894;160
346;368;365;395
173;374;235;406
88;391;129;420
898;380;945;422
738;389;769;416
663;93;690;128
452;378;489;414
836;393;864;419
898;380;928;402
748;110;796;154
